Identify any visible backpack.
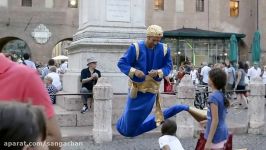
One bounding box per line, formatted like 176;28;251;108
132;42;168;61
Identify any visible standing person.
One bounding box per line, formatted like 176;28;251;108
80;57;101;113
234;61;248;109
197;63;203;84
44;76;58;104
190;66;198;85
60;61;68;74
261;66;266;98
200;62;211;86
247;61;261;79
222;62;229;73
116;25;189;137
42;59;56;79
0;54;61;150
47;66;62;91
176;66;185;85
158;119;184;150
201;68;229;150
23;53;36;70
184;61;192;75
226;61;236;92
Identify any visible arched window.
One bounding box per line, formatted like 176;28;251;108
1;38;31;61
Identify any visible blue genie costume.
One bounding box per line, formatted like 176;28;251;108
116;25;189;137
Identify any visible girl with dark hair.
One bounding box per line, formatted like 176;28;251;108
158;119;184;150
234;61;248;109
202;68;229;150
0;102;47;150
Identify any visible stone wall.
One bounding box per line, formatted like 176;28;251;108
0;0;78;63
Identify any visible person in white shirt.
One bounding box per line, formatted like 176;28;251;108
23;53;36;70
247;62;261;79
47;66;62;91
261;65;266;98
60;61;68;74
190;66;198;85
200;62;211;85
158;119;184;150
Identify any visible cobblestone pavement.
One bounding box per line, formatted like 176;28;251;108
62;101;266;150
63;134;266;150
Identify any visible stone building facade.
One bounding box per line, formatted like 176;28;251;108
0;0;265;65
0;0;78;63
146;0;265;65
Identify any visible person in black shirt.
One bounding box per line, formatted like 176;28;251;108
80;57;101;113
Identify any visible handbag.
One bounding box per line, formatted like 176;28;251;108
195;132;233;150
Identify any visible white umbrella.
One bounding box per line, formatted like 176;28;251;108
52;55;68;60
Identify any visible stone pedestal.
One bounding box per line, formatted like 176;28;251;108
63;0;146;93
248;77;265;134
92;77;113;143
176;75;196;138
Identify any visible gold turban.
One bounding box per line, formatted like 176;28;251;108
147;25;163;37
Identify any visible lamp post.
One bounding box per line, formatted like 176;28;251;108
257;0;259;30
223;52;228;63
177;51;181;68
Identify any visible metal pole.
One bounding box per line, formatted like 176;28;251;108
257;0;259;30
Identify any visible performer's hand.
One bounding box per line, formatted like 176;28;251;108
148;69;158;78
135;69;145;78
164;76;171;84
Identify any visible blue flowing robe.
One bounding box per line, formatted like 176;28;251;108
116;40;188;137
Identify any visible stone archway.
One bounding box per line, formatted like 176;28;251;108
0;37;31;61
52;38;73;58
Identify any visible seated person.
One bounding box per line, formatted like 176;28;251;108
47;66;62;91
44;76;58;104
80;57;101;113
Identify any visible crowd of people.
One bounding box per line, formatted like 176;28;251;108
3;52;67;104
168;59;266;109
1;24;266;150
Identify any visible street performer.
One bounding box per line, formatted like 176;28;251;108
116;25;189;137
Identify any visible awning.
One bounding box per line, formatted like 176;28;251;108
164;28;246;39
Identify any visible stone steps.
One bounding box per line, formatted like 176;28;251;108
55;105;94;127
55;93;178;127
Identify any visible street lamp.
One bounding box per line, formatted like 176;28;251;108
177;51;181;68
223;52;228;63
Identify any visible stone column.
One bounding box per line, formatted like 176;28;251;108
248;77;265;134
63;0;146;94
92;77;113;143
176;75;196;138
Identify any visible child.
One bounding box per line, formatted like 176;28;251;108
0;102;47;150
202;68;229;150
44;76;58;104
158;119;184;150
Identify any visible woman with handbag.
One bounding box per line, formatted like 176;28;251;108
197;68;229;150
